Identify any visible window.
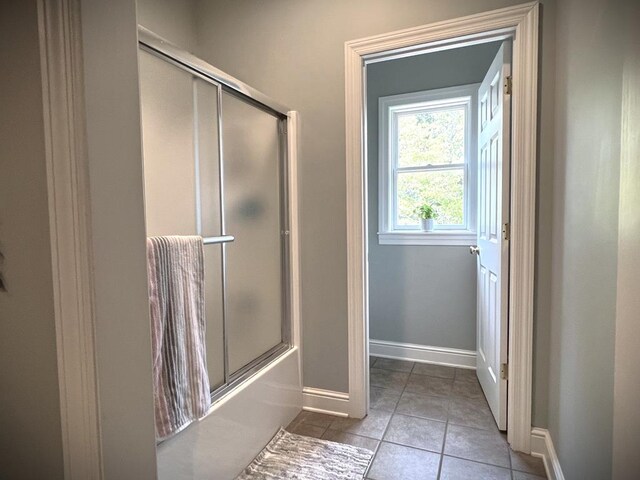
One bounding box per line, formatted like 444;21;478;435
378;85;478;245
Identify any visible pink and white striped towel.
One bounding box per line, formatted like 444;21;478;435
147;235;211;440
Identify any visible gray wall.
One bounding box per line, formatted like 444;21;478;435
367;43;501;351
191;0;556;407
546;0;626;477
137;0;197;52
0;1;65;478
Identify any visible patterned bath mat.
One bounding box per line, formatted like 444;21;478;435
236;427;374;479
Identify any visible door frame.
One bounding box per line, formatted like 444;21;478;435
38;0;103;477
345;1;539;453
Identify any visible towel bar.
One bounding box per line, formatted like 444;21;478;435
203;235;235;245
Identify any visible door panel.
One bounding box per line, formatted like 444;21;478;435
476;41;511;430
221;92;284;376
139;50;226;390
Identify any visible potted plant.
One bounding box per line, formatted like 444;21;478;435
415;204;437;232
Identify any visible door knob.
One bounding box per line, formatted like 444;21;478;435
469;245;480;255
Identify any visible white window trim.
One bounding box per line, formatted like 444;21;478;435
378;84;479;246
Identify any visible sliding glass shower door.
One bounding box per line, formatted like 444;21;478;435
221;92;286;375
138;42;290;400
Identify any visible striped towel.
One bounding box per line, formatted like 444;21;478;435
147;236;211;440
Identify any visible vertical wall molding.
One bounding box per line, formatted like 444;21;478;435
37;0;103;477
287;112;303;384
345;1;539;452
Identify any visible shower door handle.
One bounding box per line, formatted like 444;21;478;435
203;235;235;245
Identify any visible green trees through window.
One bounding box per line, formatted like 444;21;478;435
395;107;466;226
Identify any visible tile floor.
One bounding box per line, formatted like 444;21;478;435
287;357;547;480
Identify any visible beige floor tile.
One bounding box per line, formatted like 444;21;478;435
440;455;511;480
444;424;510;468
367;442;440;480
383;414;446;453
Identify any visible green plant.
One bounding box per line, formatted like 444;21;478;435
415;203;437;220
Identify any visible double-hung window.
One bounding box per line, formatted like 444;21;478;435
378;84;478;246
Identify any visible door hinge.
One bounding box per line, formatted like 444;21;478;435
504;75;512;95
500;363;508;380
278;121;288;135
502;222;510;241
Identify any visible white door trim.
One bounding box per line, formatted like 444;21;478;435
37;0;103;477
345;1;539;452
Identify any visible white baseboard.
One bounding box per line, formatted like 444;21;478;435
370;339;476;369
531;427;565;480
302;387;349;417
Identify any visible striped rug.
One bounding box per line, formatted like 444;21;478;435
236;428;374;479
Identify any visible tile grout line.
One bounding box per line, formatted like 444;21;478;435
444;367;501;477
368;358;415;476
508;436;515;480
365;356;382;479
436;417;450;479
437;369;459;479
395;359;446;479
441;453;514;471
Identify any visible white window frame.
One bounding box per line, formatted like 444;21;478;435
378;84;479;246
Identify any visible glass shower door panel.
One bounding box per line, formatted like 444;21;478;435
222;92;284;375
139;50;196;236
203;246;224;389
139;50;225;389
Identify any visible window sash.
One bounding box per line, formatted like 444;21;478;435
378;84;478;241
391;99;469;117
390;103;469;231
392;166;467;230
393;105;467;170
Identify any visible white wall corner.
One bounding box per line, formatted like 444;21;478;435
530;428;565;480
302;388;350;418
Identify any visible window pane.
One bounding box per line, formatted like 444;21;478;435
396;169;464;226
397;107;465;167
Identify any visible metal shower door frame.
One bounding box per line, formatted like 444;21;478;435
138;27;292;409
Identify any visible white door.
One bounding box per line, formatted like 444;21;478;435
474;42;511;430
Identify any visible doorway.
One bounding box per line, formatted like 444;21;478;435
367;38;511;432
344;2;539;453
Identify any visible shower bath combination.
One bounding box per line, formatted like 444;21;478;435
138;27;301;477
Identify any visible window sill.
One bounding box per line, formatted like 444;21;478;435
378;231;476;246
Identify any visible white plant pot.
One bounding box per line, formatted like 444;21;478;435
420;218;435;232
